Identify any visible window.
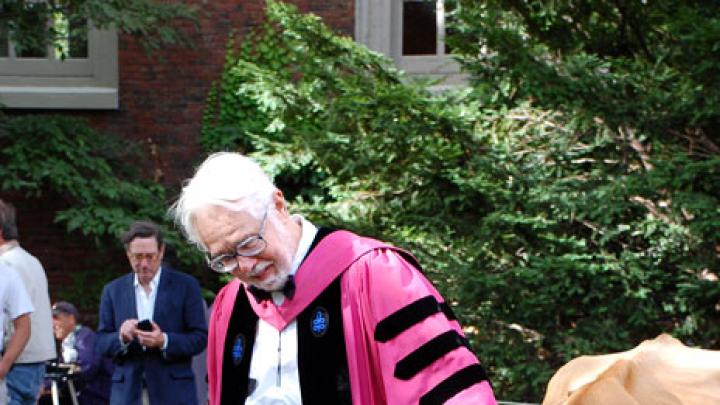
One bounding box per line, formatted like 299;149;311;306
355;0;465;87
0;8;118;109
402;0;442;56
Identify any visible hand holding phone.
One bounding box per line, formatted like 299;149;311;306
137;319;153;332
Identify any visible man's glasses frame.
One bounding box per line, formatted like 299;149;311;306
207;206;269;273
128;252;160;263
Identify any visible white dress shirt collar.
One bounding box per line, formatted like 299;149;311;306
289;214;318;277
133;265;162;290
271;215;318;305
134;266;162;321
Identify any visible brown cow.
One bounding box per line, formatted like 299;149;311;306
542;334;720;405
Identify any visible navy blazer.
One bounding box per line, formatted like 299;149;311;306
73;325;114;404
96;267;208;405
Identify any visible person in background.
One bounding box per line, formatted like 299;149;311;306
0;199;55;405
51;301;113;405
170;152;497;404
96;220;207;405
0;263;33;405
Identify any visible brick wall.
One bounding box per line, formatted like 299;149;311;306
3;0;354;321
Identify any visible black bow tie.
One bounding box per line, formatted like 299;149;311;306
248;275;296;302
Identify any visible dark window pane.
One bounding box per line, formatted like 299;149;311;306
0;22;8;57
17;42;46;57
403;1;436;55
15;4;47;58
0;4;7;57
68;16;88;58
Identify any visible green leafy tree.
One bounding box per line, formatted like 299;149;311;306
203;1;720;401
0;114;207;276
445;4;720;396
446;0;720;151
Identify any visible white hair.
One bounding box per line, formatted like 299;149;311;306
170;152;276;251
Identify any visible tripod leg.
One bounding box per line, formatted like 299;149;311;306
67;381;79;405
50;381;60;405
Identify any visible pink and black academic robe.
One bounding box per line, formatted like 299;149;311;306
207;230;497;404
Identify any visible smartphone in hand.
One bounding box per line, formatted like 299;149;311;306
137;319;153;332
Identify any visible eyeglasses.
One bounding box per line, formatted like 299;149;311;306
128;252;159;262
207;207;269;273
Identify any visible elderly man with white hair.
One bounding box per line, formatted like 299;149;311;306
171;152;497;405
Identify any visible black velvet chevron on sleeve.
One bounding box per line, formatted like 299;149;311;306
374;295;458;343
419;364;490;405
394;330;469;380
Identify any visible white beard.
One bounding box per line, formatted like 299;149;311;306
251;214;296;292
250;260;291;292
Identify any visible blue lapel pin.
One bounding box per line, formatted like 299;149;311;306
311;307;329;337
232;334;246;365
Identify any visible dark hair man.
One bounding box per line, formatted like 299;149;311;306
171;152;497;404
95;220;207;405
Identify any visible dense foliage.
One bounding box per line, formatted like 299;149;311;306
0;116;161;236
443;0;720;398
203;1;720;401
446;0;720;152
0;114;206;304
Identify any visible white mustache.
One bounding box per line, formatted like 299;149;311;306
249;261;272;277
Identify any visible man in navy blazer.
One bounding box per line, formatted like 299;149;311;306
96;221;207;405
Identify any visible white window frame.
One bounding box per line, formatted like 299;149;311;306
355;0;466;88
0;27;118;109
